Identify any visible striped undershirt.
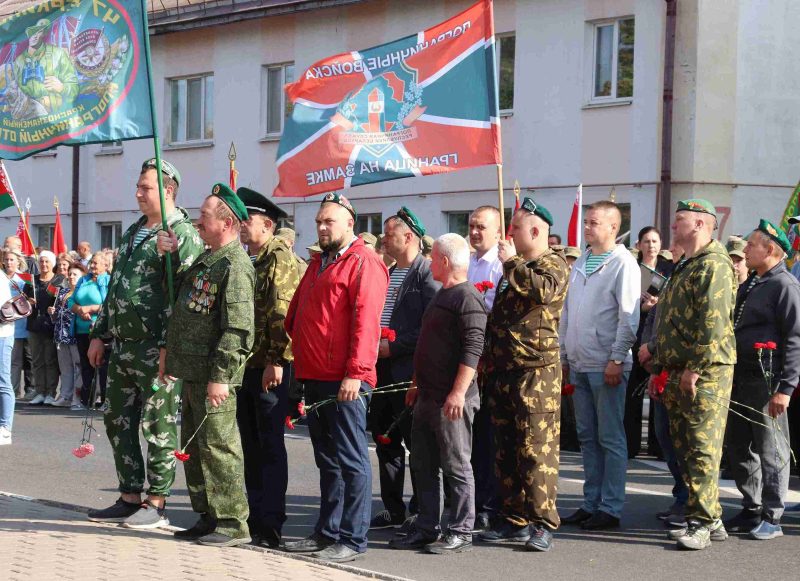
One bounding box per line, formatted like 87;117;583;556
380;267;410;327
585;250;612;276
133;225;155;248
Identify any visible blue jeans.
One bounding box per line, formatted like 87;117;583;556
305;380;372;552
652;398;688;506
0;335;15;429
572;370;628;518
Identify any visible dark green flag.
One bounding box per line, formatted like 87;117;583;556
0;0;153;160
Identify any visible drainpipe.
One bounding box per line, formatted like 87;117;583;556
659;0;677;240
71;145;80;248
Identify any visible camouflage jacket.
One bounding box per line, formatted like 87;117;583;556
165;239;255;385
295;254;308;278
249;236;300;368
483;248;570;371
653;239;737;373
91;209;204;346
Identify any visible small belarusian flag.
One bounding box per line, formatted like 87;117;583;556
46;283;60;298
0;162;16;212
18;272;33;285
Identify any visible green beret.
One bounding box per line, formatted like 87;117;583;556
321;191;357;220
275;228;296;242
26;18;50;38
519;197;554;227
360;232;377;248
237;187;287;223
396;206;426;237
757;219;792;255
676;198;716;217
141;157;181;186
725;235;746;259
211;183;248;222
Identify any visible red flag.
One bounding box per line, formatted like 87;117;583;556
52;206;67;255
21;211;34;256
505;196;520;240
567;184;583;248
229;165;238;190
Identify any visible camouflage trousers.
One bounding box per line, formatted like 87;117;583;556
104;339;181;497
182;380;249;538
487;365;562;529
663;364;733;524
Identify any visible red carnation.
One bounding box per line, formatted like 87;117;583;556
561;384;575;396
754;342;767;349
766;341;777;350
72;443;95;459
474;280;494;294
474;282;485;293
483;281;495;290
376;434;392;445
381;328;396;342
173;450;190;462
298;400;306;417
284;415;296;430
653;371;669;394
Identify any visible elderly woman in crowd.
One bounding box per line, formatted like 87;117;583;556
55;253;73;279
48;262;87;410
71;252;110;410
4;249;33;400
0;249;23;445
27;250;66;406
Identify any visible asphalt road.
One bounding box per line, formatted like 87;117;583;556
2;403;799;581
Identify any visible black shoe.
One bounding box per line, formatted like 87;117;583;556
724;509;762;533
369;509;405;530
389;530;439;550
478;520;531;543
250;526;281;549
525;525;553;552
174;515;217;541
311;543;364;563
197;532;251;547
283;532;336;553
397;514;418;537
581;511;620;530
561;508;594;525
473;512;491;532
426;532;472;554
87;497;142;523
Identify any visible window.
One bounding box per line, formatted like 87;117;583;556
592;18;634;101
496;34;515;112
99;222;123;249
263;63;295;136
98;140;123;155
356;213;383;237
36;224;55;249
169;74;214;144
447;212;470;237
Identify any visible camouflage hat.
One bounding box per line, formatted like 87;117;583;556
276;228;296;242
658;249;674;261
211;183;248;222
321;191;357;220
396;206;426;238
360;232;377;248
519;197;554;227
141;158;181;186
26;18;50;38
564;246;581;259
307;243;322;253
725;235;746;259
236;187;287;223
422;235;434;254
757;219;793;255
629;247;640;259
676;198;716;217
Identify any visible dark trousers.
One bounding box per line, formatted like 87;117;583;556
368;360;416;519
236;366;289;538
411;392;477;536
76;334;108;406
471;400;498;515
306;380;372;553
11;338;33;397
624;353;648;458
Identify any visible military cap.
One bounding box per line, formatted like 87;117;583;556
211;183;248;222
422;235;434;254
676;198;716;217
360;232;377;248
276;228;296;242
307;243;322;253
658;249;674;261
321;191;357;220
725;235;746;259
757;219;793;255
519;197;554;227
141;157;181;185
629;247;640;259
396;206;426;238
788;215;800;225
564;246;581;259
26;18;50;38
236;187;287;223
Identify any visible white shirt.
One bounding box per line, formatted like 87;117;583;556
468;245;504;311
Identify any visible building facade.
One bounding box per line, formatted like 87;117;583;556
1;0;798;254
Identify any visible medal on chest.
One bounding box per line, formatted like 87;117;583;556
187;271;217;314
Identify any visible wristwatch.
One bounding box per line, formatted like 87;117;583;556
611;359;623;365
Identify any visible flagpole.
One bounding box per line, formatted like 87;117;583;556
0;160;39;264
229;142;237;190
140;3;174;304
496;164;505;234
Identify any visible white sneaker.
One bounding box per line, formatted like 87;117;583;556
52;398;71;408
43;395;56;406
29;394;45;405
0;426;11;446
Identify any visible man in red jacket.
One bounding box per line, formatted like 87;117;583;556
284;192;389;563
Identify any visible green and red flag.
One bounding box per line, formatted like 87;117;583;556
0;0;154;160
0;159;15;211
274;0;501;197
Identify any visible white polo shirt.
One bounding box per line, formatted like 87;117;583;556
467;245;503;311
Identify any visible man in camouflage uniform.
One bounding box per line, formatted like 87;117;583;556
479;198;569;552
86;159;203;529
158;184;255;547
651;199;737;550
236;187;299;548
276;227;308;277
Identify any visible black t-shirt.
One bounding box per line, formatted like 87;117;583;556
26;274;66;335
413;281;487;403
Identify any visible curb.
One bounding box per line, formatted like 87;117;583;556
0;491;413;581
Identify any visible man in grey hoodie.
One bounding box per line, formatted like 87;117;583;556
559;201;640;530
